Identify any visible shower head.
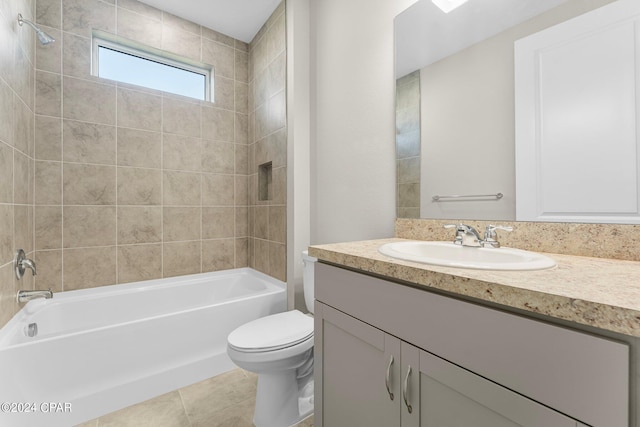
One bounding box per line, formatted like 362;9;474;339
17;13;55;45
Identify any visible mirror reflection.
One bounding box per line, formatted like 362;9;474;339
395;0;621;221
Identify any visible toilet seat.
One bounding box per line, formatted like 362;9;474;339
228;310;313;353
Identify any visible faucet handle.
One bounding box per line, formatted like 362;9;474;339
483;225;513;247
444;224;463;244
444;223;471;231
485;224;513;237
14;249;37;279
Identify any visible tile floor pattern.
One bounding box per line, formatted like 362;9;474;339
75;369;314;427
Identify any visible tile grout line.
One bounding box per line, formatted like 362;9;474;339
177;388;193;427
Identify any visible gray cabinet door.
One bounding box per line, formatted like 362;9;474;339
318;303;401;427
419;350;579;427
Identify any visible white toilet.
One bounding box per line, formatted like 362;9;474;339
227;251;317;427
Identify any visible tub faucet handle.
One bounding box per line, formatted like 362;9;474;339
15;249;37;280
21;258;36;275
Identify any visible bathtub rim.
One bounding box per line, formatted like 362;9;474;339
0;267;286;349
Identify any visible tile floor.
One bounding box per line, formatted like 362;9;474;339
75;369;314;427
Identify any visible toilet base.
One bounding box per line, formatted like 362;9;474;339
253;368;314;427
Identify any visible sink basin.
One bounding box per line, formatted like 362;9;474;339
378;241;556;271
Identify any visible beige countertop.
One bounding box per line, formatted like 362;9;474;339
308;238;640;337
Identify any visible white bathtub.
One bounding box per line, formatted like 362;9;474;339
0;268;286;427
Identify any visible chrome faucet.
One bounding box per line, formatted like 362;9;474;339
14;249;36;279
444;224;483;247
445;224;512;248
17;289;53;303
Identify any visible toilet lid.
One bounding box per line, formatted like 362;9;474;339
228;310;314;352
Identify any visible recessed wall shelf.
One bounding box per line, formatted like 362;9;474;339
259;162;273;201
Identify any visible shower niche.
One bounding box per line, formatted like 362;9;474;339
259;162;273;201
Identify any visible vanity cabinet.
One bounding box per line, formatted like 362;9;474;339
318;301;583;427
314;263;629;427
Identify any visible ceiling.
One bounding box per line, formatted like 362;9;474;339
138;0;282;43
395;0;569;78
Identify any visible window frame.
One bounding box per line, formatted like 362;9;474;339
91;34;213;102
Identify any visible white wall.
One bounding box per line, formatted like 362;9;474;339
419;32;516;221
309;0;418;244
287;0;312;310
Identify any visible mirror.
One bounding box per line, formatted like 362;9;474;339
395;0;620;221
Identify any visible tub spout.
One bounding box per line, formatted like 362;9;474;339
17;289;53;303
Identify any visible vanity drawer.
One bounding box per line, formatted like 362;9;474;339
316;262;629;427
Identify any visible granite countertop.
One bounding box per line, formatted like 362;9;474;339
308;238;640;337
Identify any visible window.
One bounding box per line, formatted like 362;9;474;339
92;36;212;101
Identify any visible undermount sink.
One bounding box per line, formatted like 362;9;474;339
378;241;556;271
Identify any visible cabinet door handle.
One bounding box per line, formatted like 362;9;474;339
385;355;394;400
403;365;413;414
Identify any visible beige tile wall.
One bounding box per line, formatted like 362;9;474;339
31;0;254;293
248;2;287;282
0;0;36;328
396;70;420;218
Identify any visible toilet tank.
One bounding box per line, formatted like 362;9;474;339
301;251;317;314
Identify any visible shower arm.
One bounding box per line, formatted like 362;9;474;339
17;14;39;32
17;13;55;45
